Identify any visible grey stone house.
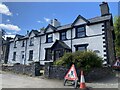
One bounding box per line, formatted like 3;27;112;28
7;2;115;65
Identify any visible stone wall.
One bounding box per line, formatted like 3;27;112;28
2;62;41;76
44;63;113;82
44;63;69;79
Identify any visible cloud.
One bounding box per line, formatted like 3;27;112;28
6;19;10;23
4;34;15;40
0;3;12;16
37;20;43;23
44;17;51;23
6;32;12;35
0;24;21;31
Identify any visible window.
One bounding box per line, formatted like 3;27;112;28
13;52;16;61
21;51;24;59
29;50;33;61
77;46;86;51
76;26;86;38
46;34;53;43
14;41;17;48
75;44;88;51
46;49;52;61
22;40;25;47
30;37;34;46
60;31;66;40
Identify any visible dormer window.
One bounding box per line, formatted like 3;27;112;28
76;26;86;38
46;34;53;43
22;40;25;47
14;41;17;48
60;31;67;41
30;37;34;46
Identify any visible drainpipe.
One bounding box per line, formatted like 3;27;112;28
71;28;73;52
24;39;27;65
39;36;41;64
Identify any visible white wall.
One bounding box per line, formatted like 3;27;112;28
8;21;106;65
26;32;40;65
8;40;26;64
72;23;105;59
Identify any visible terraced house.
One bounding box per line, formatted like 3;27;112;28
8;2;115;65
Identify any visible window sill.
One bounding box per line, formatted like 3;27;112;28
60;39;68;41
28;59;33;61
74;36;87;39
46;41;53;43
29;44;34;46
12;59;16;61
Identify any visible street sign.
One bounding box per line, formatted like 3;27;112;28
64;64;78;80
113;59;120;68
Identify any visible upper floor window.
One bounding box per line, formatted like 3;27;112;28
76;26;86;38
28;50;33;61
60;31;67;40
46;34;53;43
29;37;34;46
22;40;25;47
14;41;17;48
12;52;16;61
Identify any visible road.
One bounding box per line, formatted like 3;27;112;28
0;71;119;89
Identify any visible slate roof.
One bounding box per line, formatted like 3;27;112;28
16;34;24;39
44;24;56;33
15;34;24;40
51;40;71;50
29;30;40;36
54;14;112;31
10;14;112;41
57;23;72;31
88;14;111;23
58;40;71;50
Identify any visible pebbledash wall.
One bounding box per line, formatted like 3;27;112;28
8;2;115;65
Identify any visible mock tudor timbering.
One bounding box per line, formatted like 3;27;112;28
7;2;115;65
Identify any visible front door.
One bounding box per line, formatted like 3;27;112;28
54;49;63;61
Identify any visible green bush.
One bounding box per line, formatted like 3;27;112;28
53;50;103;72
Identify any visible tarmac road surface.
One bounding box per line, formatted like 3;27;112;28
0;71;119;89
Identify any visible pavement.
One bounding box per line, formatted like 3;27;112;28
0;71;119;89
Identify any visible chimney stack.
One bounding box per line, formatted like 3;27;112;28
27;30;29;35
100;2;110;16
50;19;61;27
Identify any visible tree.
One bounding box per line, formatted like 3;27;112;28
114;16;120;56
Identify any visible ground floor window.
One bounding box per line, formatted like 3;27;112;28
12;52;16;61
29;50;33;61
75;44;88;51
45;49;52;61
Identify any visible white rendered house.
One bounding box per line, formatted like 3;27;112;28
8;2;115;65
